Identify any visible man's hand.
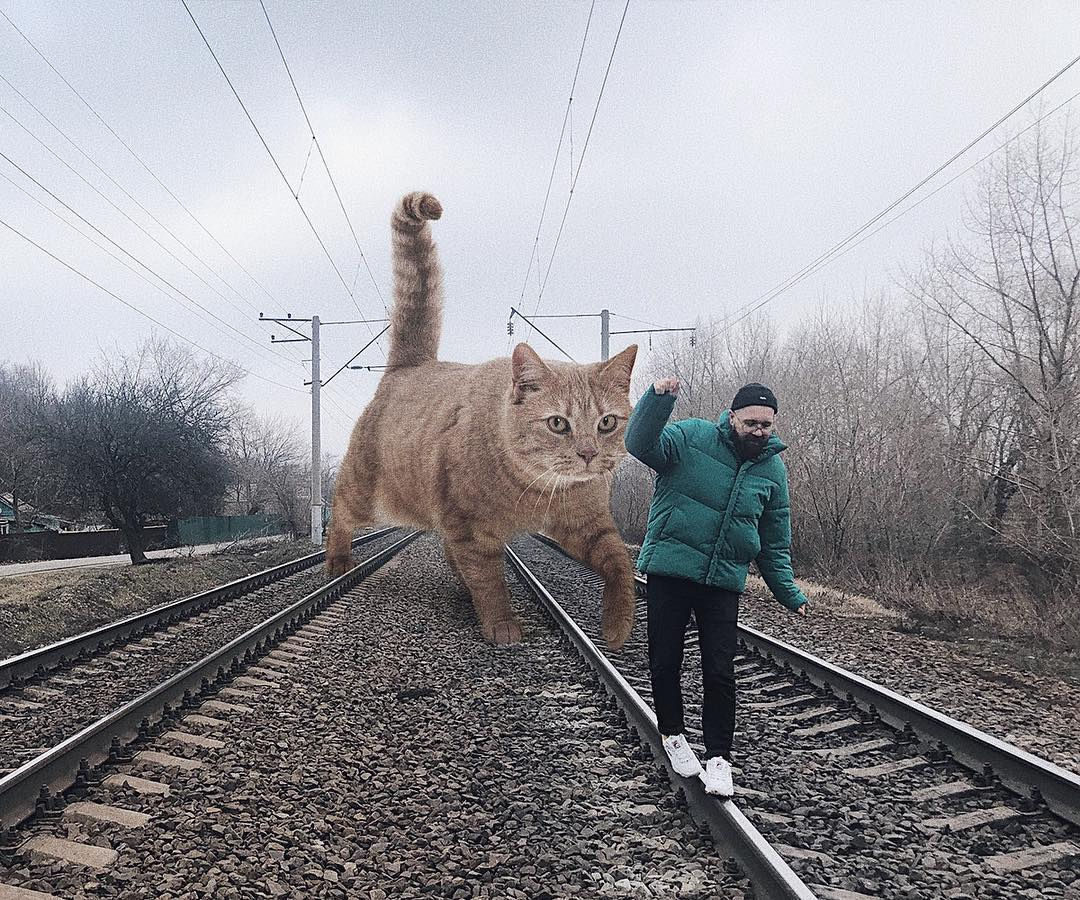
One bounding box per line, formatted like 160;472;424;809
654;377;680;396
797;603;808;616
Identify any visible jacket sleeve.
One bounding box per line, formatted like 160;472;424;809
624;388;683;473
756;469;808;611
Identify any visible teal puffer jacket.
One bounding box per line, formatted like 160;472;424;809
625;388;807;611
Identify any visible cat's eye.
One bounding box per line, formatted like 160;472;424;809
547;415;571;434
598;414;618;433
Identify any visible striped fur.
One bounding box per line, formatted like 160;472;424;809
326;192;639;650
387;192;443;368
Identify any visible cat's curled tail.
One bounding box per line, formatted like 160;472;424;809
388;192;444;368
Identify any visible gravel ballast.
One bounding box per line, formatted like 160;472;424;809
0;535;754;899
516;537;1080;900
0;539;321;658
0;530;404;775
738;588;1080;778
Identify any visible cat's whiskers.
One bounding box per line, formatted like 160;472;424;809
517;464;558;506
545;473;562;518
533;467;561;511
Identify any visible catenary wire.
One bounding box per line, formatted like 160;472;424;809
719;51;1080;331
181;0;379;335
0;7;298;324
258;0;389;332
530;0;630;320
516;0;596;347
0;216;305;394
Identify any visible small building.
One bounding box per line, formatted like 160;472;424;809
0;494;71;535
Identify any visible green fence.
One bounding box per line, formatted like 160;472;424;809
167;515;285;547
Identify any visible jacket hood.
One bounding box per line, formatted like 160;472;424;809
717;409;787;459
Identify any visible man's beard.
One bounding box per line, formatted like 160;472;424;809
733;431;768;460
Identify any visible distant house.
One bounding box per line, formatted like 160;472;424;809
0;493;72;535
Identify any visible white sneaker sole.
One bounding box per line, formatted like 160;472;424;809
699;773;734;797
671;761;703;777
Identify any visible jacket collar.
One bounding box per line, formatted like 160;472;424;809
717;409;786;460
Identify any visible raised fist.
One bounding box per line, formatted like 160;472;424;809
654;377;680;396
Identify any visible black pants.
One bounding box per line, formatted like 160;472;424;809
647;573;739;761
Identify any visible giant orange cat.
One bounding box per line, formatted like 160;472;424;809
326;192;638;648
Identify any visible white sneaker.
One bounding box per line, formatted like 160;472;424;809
700;756;734;797
661;733;703;777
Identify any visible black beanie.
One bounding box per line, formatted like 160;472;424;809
732;383;778;413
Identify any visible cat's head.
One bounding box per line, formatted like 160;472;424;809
507;342;638;482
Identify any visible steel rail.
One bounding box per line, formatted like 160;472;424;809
533;532;1080;826
0;527;397;690
505;544;818;900
0;530;420;831
734;621;1080;829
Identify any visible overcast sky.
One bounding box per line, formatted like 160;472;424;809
2;1;1079;457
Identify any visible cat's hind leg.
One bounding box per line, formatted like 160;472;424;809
442;538;464;584
447;534;523;645
326;452;377;577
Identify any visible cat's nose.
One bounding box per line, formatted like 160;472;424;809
577;448;598;465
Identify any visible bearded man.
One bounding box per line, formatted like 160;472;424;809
625;380;808;797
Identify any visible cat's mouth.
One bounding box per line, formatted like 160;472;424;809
567;461;613;480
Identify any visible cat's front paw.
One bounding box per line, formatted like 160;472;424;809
601;585;635;650
602;609;634;650
326;555;357;577
485;618;523;646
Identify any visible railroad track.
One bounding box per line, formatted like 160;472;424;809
0;527;398;692
0;528;402;778
0;532;754;899
0;530;420;868
0;528;402;774
1;532;1075;898
515;534;1080;900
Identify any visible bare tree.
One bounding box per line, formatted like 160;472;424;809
0;363;61;529
48;340;240;563
905;119;1080;599
228;407;306;528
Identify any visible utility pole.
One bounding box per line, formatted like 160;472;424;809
609;323;697;349
310;315;321;546
260;313;388;547
508;307;695;363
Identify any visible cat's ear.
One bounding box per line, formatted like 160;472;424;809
599;344;638;394
511;343;551;403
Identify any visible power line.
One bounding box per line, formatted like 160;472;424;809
0;103;303;372
258;0;389;335
0;167;303;384
0;6;298;324
720;51;1080;331
528;0;630;322
0;71;277;329
181;0;378;333
1;7;363;454
0;145;302;378
517;0;596;347
0;215;305;394
0;75;300;365
507;307;576;362
787;89;1080;302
